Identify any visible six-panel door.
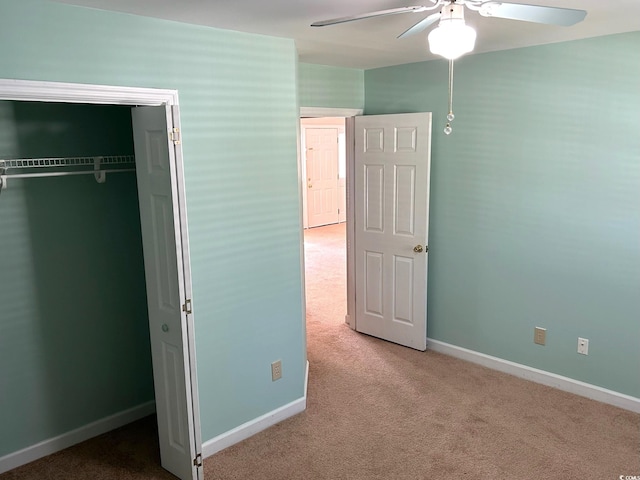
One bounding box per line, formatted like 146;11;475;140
354;113;432;351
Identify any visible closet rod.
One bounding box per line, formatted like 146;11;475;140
3;168;134;179
0;169;135;192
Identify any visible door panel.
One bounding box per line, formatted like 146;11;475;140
163;342;187;450
393;255;414;324
395;166;416;235
354;113;432;351
365;251;384;316
152;193;180;308
364;164;384;231
132;105;201;480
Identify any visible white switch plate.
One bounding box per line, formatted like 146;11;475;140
577;337;589;355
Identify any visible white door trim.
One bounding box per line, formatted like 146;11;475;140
0;78;179;105
300;107;362;118
0;78;201;477
345;117;356;330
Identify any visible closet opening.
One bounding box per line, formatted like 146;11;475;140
0;80;201;480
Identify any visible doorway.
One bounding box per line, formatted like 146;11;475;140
0;80;201;480
300;108;360;333
299;109;432;350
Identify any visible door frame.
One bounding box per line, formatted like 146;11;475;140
0;78;202;475
299;107;361;330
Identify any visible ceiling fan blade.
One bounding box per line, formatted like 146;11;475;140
397;13;441;39
478;2;587;26
311;6;430;27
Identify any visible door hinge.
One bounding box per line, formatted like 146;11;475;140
193;453;203;467
170;127;181;145
182;298;192;315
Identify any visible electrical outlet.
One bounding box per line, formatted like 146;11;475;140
534;327;546;345
271;360;282;381
577;338;589;355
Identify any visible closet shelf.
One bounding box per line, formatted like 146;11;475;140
0;155;134;170
0;155;136;192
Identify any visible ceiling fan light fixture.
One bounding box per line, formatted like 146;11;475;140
428;4;476;60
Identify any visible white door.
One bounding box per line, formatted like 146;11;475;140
306;127;340;227
354;113;432;351
132;106;202;480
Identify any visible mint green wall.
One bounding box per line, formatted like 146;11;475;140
298;63;364;109
0;101;153;456
365;32;640;398
0;0;305;456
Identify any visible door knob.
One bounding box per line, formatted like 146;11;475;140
413;245;424;253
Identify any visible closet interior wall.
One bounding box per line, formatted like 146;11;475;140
0;101;155;458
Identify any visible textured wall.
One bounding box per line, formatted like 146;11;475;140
0;0;305;455
365;32;640;398
298;63;364;109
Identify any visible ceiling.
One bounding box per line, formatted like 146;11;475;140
53;0;640;69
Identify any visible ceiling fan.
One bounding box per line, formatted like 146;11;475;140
311;1;587;58
311;1;587;134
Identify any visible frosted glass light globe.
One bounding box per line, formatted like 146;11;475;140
428;4;476;60
428;20;476;60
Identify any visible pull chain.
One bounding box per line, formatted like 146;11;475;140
444;59;455;135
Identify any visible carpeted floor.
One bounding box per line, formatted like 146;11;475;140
208;222;639;479
2;222;639;479
0;415;172;480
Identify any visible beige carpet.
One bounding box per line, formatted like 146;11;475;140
208;223;639;479
2;222;639;479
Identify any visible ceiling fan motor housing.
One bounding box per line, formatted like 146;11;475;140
443;3;466;22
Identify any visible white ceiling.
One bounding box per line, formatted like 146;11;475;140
53;0;640;69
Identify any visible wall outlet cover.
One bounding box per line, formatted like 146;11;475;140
271;360;282;381
534;327;546;346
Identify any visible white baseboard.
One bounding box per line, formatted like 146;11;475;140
202;360;309;458
427;338;640;413
345;315;354;329
304;359;309;397
0;401;156;474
